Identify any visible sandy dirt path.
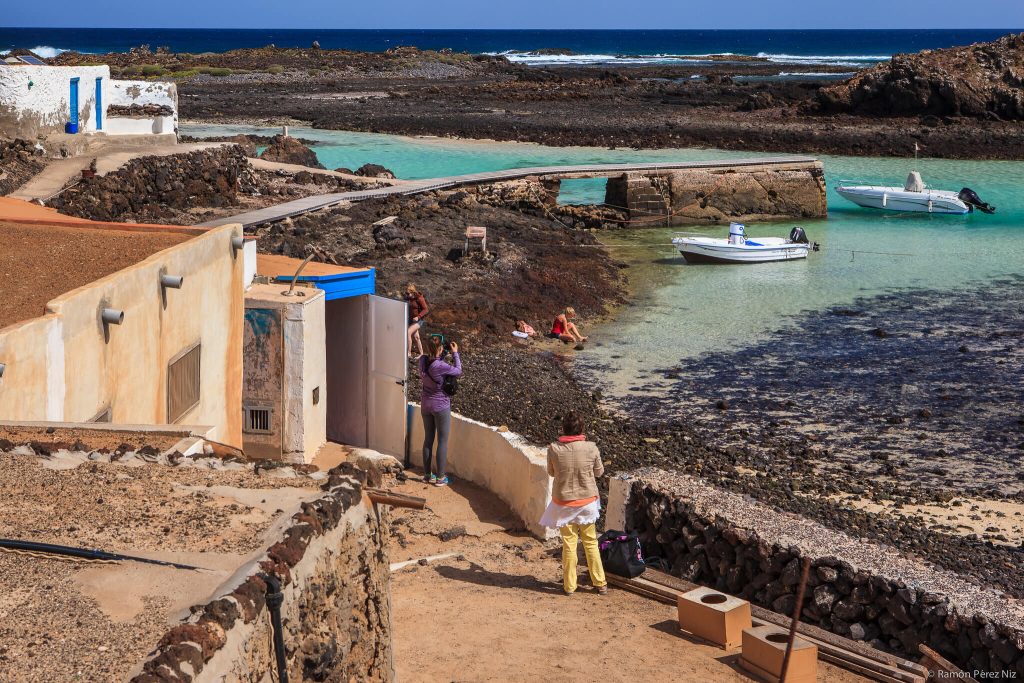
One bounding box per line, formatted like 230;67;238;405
387;474;869;683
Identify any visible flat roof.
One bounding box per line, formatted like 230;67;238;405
256;254;375;301
0;220;191;331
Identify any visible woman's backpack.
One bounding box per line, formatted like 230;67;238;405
598;530;647;578
427;359;458;397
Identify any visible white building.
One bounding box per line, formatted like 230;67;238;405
0;63;177;139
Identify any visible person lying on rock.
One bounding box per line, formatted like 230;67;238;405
516;320;537;337
418;335;461;487
540;410;607;596
405;283;430;359
548;307;587;345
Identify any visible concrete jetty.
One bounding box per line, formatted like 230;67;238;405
199;156;826;228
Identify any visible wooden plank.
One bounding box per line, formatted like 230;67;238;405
918;645;978;683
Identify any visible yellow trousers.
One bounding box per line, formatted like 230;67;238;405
559;522;607;594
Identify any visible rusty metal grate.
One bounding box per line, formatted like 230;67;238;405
167;342;201;423
243;405;272;434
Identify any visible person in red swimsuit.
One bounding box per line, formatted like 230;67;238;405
405;283;430;358
548;307;586;344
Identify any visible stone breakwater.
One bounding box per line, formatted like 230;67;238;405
604;163;828;225
619;469;1024;677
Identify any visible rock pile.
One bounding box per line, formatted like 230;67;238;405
106;103;175;118
0;139;44;195
819;32;1024;120
258;135;325;169
626;473;1024;676
51;146;253;222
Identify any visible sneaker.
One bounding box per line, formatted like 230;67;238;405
426;473;437;484
434;475;449;487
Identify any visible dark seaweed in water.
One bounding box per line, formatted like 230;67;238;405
600;278;1024;499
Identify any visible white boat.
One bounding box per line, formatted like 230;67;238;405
672;224;816;264
835;172;995;215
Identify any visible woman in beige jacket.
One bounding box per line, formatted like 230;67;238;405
539;411;607;595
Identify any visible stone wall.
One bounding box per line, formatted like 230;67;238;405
50;146;252;223
131;463;393;682
605;163;827;225
612;470;1024;677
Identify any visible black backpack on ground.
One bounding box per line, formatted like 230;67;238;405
598;530;647;578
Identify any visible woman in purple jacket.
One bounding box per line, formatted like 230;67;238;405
419;335;462;486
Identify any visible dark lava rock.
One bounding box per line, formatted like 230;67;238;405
818;32;1024;120
259;135;325;169
356;163;397;179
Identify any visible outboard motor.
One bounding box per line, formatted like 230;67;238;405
728;222;746;245
789;226;821;251
958;188;996;214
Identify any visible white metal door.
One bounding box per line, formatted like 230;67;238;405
367;295;408;456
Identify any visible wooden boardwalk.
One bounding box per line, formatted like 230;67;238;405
197;155;818;229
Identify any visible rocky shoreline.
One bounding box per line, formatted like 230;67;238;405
45;34;1024;159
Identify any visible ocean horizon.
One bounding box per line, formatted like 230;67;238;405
1;28;1021;67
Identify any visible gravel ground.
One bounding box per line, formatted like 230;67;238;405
0;449;321;682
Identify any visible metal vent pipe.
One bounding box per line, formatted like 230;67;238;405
101;308;124;325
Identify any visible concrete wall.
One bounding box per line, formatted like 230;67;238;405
103;115;175;135
0;64;109;138
130;465;393;683
0;223;245;447
408;405;554;539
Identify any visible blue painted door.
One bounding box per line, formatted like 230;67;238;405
95;77;102;130
69;78;79;126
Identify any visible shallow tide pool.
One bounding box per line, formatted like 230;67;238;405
184;124;1024;394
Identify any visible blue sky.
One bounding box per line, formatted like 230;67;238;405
5;0;1024;29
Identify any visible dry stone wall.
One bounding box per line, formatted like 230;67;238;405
131;463;393;683
620;471;1024;677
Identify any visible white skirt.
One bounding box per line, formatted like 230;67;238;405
540;498;601;530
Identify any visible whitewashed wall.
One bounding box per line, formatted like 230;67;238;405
0;66;178;138
107;79;178;134
0;65;109;138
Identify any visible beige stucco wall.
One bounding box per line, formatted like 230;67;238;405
0;223;245;446
408;405;554;539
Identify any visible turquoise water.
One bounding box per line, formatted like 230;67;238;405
184;124;1024;392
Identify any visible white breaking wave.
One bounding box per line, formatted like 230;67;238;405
756;52;889;67
487;49;888;68
776;71;857;77
487;50;726;66
0;46;70;59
